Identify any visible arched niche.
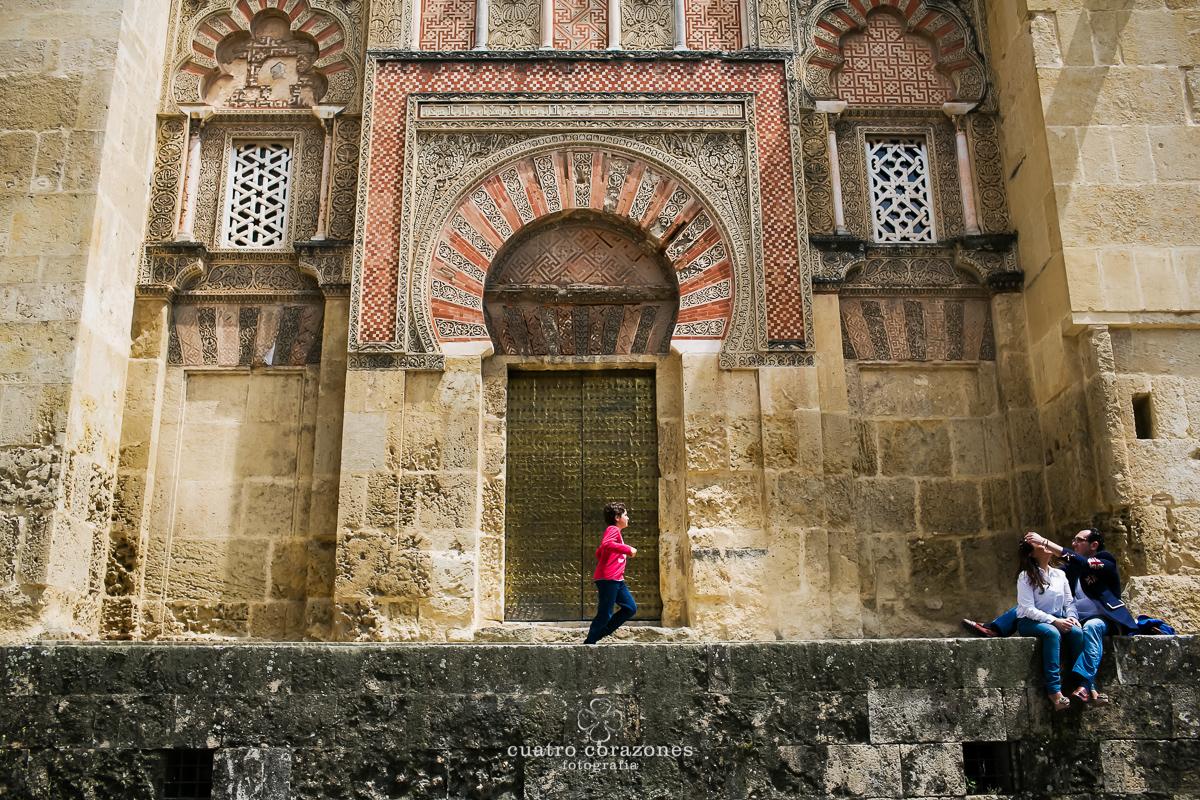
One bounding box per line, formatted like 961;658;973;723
483;211;679;356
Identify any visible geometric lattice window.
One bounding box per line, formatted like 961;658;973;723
223;141;292;248
866;136;936;243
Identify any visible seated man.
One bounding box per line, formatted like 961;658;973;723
963;528;1137;703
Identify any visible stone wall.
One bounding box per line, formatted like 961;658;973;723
0;0;171;641
1;637;1197;797
985;0;1200;632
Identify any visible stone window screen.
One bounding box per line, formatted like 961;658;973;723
866;135;936;243
222;141;294;248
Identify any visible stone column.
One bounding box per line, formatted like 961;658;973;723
943;102;981;236
607;0;621;49
310;105;345;242
174;104;213;242
474;0;490;49
673;0;687;49
411;0;423;48
816;100;848;235
541;0;555;49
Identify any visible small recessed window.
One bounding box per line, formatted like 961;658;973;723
866;135;936;244
1132;393;1154;439
161;749;213;799
223;141;293;248
963;741;1016;795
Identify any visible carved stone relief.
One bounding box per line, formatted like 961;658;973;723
328;117;362;241
169;0;362;112
622;0;673;49
490;0;540;49
798;112;834;236
967;114;1011;235
146;117;188;243
799;0;986;106
755;0;792;49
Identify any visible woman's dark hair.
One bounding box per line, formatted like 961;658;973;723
1017;540;1048;593
604;502;627;526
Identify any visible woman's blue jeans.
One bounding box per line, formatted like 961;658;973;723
1017;617;1085;693
584;580;637;644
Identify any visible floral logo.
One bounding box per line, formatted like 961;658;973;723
576;697;625;744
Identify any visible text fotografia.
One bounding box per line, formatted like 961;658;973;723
506;744;697;759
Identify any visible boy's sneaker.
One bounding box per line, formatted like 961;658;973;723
961;619;999;637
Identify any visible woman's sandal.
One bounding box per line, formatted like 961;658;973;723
1090;691;1111;706
1050;693;1071;712
1071;686;1091;704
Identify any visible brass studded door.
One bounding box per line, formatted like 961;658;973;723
505;370;661;621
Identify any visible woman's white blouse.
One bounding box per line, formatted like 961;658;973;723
1016;567;1078;624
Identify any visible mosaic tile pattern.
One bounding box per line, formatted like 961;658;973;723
359;59;803;344
685;0;742;51
834;11;953;106
555;0;609;50
429;149;732;342
420;0;476;50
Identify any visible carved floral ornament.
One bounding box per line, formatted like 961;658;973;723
174;0;358;110
800;0;986;105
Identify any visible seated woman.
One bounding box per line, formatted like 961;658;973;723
1015;538;1085;711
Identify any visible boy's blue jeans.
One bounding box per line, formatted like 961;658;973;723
1016;617;1085;693
584;580;637;644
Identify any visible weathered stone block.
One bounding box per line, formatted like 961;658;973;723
918;480;983;533
853;478;917;533
900;743;965;797
822;743;901;797
878;421;952;477
868;688;1006;744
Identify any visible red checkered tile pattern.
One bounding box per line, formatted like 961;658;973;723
430;148;732;341
685;0;743;51
834;11;952;105
360;59;803;344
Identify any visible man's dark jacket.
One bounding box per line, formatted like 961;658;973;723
1060;547;1137;632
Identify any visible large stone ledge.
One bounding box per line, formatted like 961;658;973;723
1;638;1197;798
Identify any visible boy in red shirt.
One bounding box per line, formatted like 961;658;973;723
583;502;638;645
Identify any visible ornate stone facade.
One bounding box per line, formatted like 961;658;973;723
2;0;1199;652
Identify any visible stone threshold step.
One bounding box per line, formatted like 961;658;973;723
472;623;700;643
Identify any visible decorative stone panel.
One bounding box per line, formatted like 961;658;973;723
423;148;732;349
490;0;541;50
685;0;743;51
755;0;793;49
834;10;953;106
169;301;325;366
171;0;360;111
420;0;477;50
840;296;994;362
622;0;674;49
146;116;189;243
354;59;812;368
800;0;985;106
555;0;609;50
